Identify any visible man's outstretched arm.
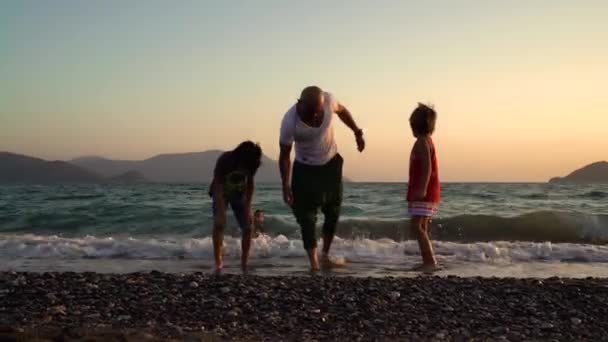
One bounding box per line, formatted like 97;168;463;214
336;104;365;152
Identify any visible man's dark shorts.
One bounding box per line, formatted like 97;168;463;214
292;153;343;250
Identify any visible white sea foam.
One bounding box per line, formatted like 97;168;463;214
2;234;608;264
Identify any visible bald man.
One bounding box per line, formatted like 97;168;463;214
279;86;365;271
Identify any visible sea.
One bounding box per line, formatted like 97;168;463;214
1;183;608;278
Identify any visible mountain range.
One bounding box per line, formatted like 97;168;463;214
0;152;102;184
0;151;282;184
69;151;280;183
2;151;605;184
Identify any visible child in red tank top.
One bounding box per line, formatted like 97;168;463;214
407;104;440;272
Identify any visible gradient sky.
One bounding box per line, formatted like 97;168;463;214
1;0;607;181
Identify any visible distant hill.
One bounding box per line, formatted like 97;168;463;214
70;151;281;183
107;170;149;184
0;150;352;185
549;161;608;184
0;152;102;184
69;156;138;179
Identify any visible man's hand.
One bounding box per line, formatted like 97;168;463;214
282;184;294;207
336;104;365;153
355;132;365;152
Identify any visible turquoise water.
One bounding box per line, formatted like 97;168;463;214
1;183;608;277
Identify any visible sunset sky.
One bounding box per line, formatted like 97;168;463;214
2;0;607;182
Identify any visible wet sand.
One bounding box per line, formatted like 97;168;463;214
1;272;607;341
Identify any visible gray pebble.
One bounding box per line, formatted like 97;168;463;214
541;323;555;330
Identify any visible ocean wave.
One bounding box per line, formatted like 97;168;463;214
2;234;608;264
45;194;105;201
469;192;498;200
333;211;608;244
2;211;608;244
579;191;608;200
519;193;549;200
439;211;608;243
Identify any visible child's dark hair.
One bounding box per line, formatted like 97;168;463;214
234;141;262;174
254;209;264;216
409;103;437;137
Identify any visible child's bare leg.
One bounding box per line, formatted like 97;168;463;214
409;216;423;262
241;227;252;271
212;224;224;273
421;218;437;265
410;216;437;266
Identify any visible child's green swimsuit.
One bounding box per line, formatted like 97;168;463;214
223;170;247;199
211;170;250;232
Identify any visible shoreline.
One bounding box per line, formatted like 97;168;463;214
1;272;607;341
5;257;608;279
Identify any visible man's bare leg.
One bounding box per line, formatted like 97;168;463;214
295;204;319;272
307;247;320;272
320;199;344;268
322;231;334;259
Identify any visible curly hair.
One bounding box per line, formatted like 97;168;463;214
234;141;262;174
409;103;437;137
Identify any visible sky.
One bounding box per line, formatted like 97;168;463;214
1;0;607;182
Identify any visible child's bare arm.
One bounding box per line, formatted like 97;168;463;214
245;177;254;224
413;138;432;200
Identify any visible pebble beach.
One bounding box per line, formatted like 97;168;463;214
1;272;608;341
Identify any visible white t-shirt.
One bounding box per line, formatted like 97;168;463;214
279;92;340;166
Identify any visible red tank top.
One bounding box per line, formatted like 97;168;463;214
407;137;440;203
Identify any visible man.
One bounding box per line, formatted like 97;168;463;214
279;86;365;271
209;141;262;273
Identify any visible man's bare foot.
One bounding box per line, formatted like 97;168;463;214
321;255;346;269
214;263;223;274
411;263;441;273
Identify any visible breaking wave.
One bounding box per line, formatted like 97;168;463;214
2;234;608;264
